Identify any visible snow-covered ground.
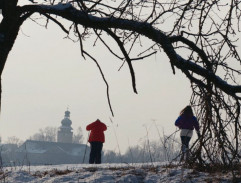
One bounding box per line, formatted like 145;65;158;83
0;162;239;183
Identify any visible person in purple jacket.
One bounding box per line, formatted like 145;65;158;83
175;105;200;161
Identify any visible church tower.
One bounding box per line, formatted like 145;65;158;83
57;110;73;143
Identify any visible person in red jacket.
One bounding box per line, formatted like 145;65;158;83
86;119;107;164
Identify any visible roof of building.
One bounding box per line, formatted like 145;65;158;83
17;140;87;156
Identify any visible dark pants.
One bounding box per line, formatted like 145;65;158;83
89;141;103;164
181;136;191;152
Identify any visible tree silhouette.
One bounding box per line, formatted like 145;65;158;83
0;0;240;170
30;126;58;142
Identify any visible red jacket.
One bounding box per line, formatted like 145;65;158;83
86;119;107;143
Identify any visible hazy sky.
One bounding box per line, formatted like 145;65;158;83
0;13;192;153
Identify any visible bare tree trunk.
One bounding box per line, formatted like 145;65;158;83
0;0;29;112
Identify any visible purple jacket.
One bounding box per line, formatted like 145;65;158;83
175;115;199;131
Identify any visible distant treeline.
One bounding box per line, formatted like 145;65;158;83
103;138;180;163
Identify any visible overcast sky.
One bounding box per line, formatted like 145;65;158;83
0;13;192;153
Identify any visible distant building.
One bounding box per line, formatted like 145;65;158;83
15;140;89;165
0;143;19;166
57;110;73;143
0;110;90;166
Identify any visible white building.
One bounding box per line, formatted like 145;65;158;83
57;110;73;143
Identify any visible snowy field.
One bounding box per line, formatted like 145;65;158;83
0;162;239;183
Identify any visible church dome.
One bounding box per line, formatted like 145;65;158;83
65;110;70;118
61;118;72;126
60;109;72;127
57;109;73;143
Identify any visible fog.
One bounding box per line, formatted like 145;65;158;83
0;14;191;153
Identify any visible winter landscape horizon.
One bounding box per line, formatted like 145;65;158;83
0;0;241;182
